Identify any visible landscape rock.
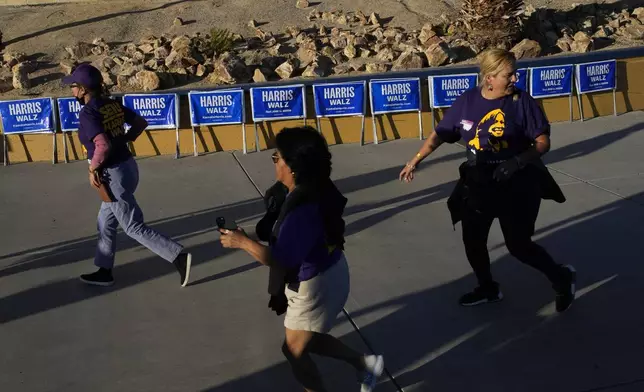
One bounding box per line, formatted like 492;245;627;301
286;26;301;38
275;59;297;79
253;67;270;82
392;49;424;70
510;39;542;59
195;64;209;77
633;7;644;21
154;46;170;59
594;26;614;38
59;60;76;75
309;9;322;20
101;71;115;87
145;59;159;70
320;46;335;58
12;63;31;89
125;43;140;57
248;19;258;28
135;70;160;91
621;24;644;40
418;23;437;45
571;31;593;53
0;71;13;93
3;52;26;68
171;36;192;51
333;63;352;75
209;53;252;84
365;62;389;73
557;34;574;52
296;46;318;67
356;10;368;25
302;62;328;78
296;0;309;9
375;47;395;61
369;12;381;26
173;17;184;27
344;44;358;59
116;75;131;89
139;44;155;54
65;42;94;59
330;36;348;49
424;43;449;66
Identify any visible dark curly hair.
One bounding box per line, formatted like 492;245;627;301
275;126;332;186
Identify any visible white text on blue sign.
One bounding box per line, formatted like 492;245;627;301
131;96;167;117
324;85;355;105
539;68;567;87
585;63;612;83
7;101;43;122
440;78;472;97
262;89;294;109
200;94;234;114
381;82;412;102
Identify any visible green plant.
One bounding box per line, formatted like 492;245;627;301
209;28;235;55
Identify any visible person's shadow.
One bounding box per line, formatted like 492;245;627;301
200;189;644;391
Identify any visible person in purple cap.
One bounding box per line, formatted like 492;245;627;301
63;63;192;287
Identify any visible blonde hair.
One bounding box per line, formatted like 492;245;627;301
478;48;516;86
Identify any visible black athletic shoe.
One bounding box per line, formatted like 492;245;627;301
459;285;504;306
173;252;192;287
80;268;114;287
555;265;576;312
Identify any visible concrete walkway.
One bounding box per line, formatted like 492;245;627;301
1;111;643;392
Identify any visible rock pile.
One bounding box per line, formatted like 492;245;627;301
1;5;642;93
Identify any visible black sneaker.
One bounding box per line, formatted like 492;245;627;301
173;252;192;287
80;268;114;287
459;285;503;306
555;265;576;312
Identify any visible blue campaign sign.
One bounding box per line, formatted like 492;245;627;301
529;64;574;98
122;94;177;129
576;60;616;94
251;85;306;121
428;74;478;108
515;68;528;91
313;81;365;118
189;90;244;126
0;98;55;134
369;78;421;114
57;97;82;132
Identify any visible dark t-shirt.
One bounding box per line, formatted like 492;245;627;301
78;97;137;167
271;202;342;282
435;88;551;161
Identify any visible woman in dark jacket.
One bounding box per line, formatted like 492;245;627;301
399;49;577;312
220;126;384;392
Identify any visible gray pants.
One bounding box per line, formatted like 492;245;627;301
94;157;183;269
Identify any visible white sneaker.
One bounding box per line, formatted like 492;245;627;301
359;355;384;392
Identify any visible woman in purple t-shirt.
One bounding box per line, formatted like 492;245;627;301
62;64;192;288
399;49;577;312
220;127;384;392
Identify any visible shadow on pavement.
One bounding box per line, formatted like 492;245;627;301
201;191;644;392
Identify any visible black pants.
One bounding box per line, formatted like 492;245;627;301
461;166;564;290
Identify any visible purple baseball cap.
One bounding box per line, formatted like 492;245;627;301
62;63;103;89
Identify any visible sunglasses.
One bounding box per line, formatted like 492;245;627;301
271;152;279;163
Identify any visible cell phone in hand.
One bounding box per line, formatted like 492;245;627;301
216;217;238;231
